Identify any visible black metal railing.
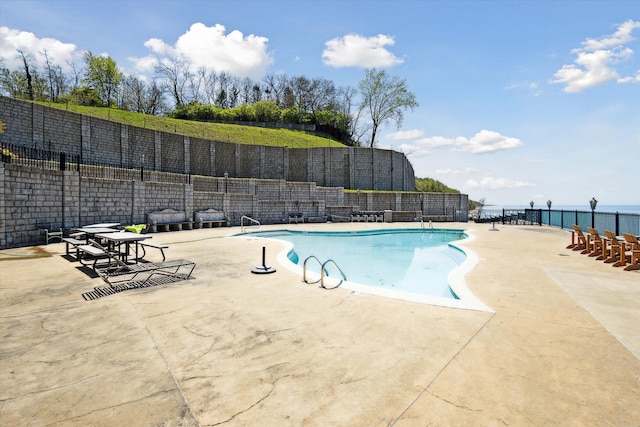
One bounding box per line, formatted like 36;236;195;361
1;141;190;184
474;207;638;236
1;141;80;171
538;208;639;237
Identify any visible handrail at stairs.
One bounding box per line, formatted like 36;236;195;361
241;215;260;232
303;256;347;289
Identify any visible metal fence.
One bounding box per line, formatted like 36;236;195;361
1;141;190;184
538;209;639;237
474;208;638;236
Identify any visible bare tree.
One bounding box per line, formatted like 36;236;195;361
154;56;189;107
67;60;82;92
358;68;418;147
120;75;166;115
17;49;34;100
262;73;289;107
215;71;231;108
186;67;208;104
203;69;218;104
41;49;66;102
240;77;252;105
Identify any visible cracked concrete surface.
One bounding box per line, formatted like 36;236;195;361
1;222;638;425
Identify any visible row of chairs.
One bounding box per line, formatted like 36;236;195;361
568;225;640;271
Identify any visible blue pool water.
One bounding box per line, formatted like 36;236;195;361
242;229;467;300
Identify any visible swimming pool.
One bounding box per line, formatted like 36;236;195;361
238;228;492;311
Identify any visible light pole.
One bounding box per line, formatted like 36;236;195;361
547;200;552;226
590;197;597;228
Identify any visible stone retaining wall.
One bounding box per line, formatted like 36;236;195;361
0;96;415;191
0;163;467;248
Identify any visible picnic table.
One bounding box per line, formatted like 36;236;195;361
83;223;121;228
94;231;152;263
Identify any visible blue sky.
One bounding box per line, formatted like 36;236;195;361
1;0;639;207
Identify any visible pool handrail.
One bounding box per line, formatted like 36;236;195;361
303;256;347;289
303;255;324;285
240;215;260;232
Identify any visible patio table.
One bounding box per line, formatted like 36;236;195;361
94;232;152;263
83;223;121;228
74;227;122;243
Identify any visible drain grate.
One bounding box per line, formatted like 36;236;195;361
82;274;193;301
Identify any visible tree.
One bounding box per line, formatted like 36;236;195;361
41;49;67;102
154;57;190;107
17;50;35;100
358;68;418;147
83;51;122;106
119;75;166;115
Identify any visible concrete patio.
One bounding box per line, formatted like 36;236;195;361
1;222;638;426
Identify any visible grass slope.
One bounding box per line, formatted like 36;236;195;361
38;102;346;148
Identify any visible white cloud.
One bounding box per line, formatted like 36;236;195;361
144;38;172;55
581;19;640;51
133;23;274;80
0;26;78;72
387;129;424;140
464;176;535;191
322;33;403;68
435;167;478;175
504;81;542;96
399;129;523;156
551;20;640;93
461;130;524;154
129;55;158;73
399;143;430;156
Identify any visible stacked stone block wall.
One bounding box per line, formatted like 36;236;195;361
1;162;467;248
0;97;414;191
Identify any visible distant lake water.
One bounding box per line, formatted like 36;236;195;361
481;205;640;215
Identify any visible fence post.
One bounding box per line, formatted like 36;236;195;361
538;209;542;226
60;152;66;171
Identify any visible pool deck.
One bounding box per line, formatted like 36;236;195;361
1;222;638;425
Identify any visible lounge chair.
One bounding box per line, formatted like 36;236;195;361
603;230;624;264
620;233;640;271
87;240;195;287
586;227;606;258
569;225;588;252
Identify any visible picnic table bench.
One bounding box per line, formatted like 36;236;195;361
76;243;115;269
63;237;85;259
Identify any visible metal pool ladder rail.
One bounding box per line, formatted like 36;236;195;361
241;215;260;232
303;255;347;289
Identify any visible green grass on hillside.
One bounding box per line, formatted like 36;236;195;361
37;102;346;148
